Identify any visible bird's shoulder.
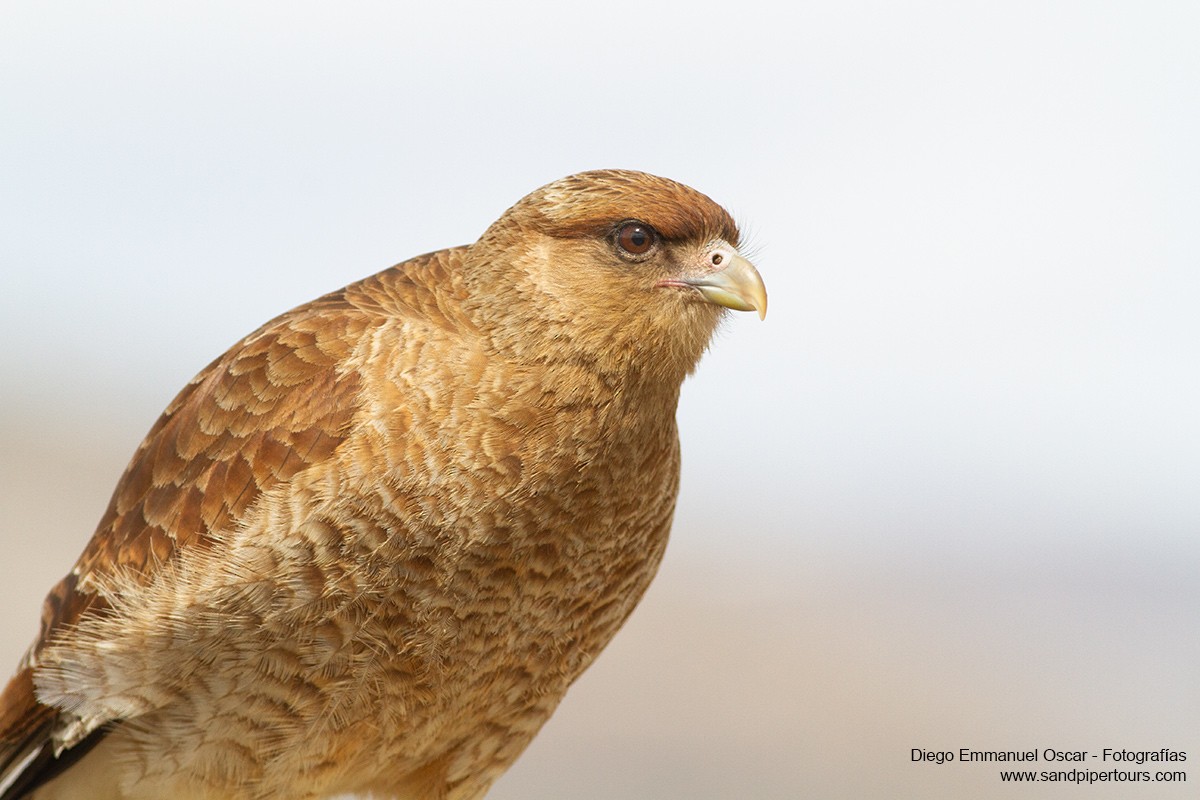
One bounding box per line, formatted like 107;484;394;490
46;247;472;644
1;247;475;798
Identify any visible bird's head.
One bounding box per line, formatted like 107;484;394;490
463;170;767;384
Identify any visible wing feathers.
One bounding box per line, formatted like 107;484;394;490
0;283;381;798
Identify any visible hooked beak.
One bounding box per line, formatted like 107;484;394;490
669;251;768;320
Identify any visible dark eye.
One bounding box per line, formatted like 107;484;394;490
615;221;657;256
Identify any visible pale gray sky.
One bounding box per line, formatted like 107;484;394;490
1;3;1196;797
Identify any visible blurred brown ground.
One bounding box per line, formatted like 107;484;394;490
1;414;1194;799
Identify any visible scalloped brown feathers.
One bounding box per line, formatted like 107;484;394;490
0;171;764;800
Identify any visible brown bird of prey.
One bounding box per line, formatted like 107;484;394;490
0;169;766;800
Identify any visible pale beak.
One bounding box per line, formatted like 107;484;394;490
679;252;768;320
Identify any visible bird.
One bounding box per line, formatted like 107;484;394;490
0;169;767;800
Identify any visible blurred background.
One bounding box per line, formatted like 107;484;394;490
1;2;1196;798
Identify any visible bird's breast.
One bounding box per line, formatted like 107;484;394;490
146;331;691;785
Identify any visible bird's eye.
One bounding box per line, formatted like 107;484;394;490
615;222;657;256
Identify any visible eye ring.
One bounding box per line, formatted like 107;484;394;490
614;221;658;257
